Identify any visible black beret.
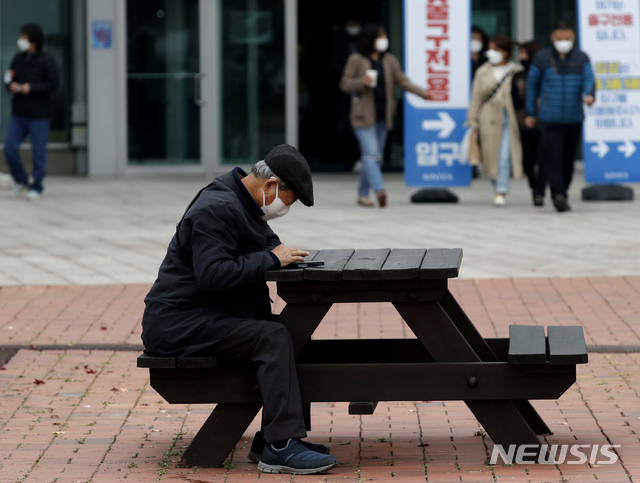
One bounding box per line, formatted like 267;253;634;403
264;144;314;207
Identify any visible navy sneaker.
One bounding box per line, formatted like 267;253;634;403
258;438;337;474
248;431;330;463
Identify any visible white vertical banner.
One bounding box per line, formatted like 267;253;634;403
403;0;471;187
578;0;640;183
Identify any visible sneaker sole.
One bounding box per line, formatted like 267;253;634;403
257;461;336;475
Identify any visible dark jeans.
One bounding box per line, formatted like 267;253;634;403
192;318;307;444
519;125;543;197
539;122;583;198
4;114;50;193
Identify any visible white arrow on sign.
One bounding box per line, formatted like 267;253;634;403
617;140;636;158
590;140;610;158
421;112;456;138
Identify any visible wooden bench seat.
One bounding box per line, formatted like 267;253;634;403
508;325;589;365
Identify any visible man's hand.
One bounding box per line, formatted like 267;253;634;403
423;89;433;100
363;74;374;87
524;116;536;129
584;95;595;107
20;83;30;95
271;244;309;267
9;82;20;93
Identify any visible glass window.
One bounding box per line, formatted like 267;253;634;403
220;0;285;165
0;0;71;143
127;0;200;165
534;0;577;45
472;0;513;38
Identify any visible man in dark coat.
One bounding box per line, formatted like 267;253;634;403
525;19;596;212
5;23;59;200
142;144;336;475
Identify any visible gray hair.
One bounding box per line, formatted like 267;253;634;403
251;160;290;190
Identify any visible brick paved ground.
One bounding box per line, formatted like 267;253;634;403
1;278;640;483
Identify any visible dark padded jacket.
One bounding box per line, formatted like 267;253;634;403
526;46;595;124
8;50;59;118
141;168;282;357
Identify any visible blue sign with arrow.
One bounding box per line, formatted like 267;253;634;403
403;0;471;187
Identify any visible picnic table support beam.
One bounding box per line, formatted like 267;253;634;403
176;403;262;468
512;400;552;435
393;300;543;450
303;401;311;431
276;303;333;353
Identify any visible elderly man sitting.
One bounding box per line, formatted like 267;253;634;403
141;145;336;475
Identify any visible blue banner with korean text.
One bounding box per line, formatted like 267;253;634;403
578;0;640;183
403;0;471;187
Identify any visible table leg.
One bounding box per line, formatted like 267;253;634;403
437;292;553;435
512;400;552;435
393;301;542;449
276;303;332;353
176;403;262;468
437;291;499;361
303;401;311;431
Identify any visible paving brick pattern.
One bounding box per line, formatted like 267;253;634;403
1;278;639;482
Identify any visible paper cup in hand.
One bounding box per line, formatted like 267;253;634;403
365;69;378;88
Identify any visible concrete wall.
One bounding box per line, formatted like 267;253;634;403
86;0;126;176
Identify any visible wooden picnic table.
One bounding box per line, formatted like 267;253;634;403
139;248;587;467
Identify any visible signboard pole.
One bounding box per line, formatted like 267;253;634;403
403;0;471;197
578;0;640;190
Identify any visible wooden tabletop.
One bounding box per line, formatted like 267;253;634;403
265;248;463;282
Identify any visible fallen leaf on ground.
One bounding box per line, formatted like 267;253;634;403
34;379;45;385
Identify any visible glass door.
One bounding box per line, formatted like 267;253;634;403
219;0;286;165
126;0;201;166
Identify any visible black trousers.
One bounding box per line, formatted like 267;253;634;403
539;122;583;198
192;318;307;443
519;125;543;196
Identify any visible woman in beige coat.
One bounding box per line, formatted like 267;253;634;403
467;35;523;206
340;23;431;207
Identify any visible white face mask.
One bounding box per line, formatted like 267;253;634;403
345;25;361;37
261;180;290;221
375;38;389;53
17;38;31;52
486;49;504;65
554;40;574;54
471;39;483;54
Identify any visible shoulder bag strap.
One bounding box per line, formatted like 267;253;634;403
481;68;517;107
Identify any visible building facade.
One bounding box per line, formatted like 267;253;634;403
0;0;577;177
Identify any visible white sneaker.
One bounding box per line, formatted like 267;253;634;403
9;183;28;196
26;189;41;201
351;159;363;173
493;194;506;206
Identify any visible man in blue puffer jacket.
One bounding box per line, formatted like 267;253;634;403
525;20;596;212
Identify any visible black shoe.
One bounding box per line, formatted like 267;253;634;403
248;431;330;463
552;194;571;212
533;196;544;207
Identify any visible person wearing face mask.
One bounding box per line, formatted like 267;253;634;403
341;23;432;207
4;24;59;200
467;35;524;206
329;16;363;171
525;19;596;212
142;144;338;475
471;25;489;79
511;40;544;206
